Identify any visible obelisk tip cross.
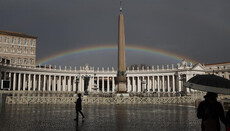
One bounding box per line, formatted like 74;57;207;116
120;1;122;12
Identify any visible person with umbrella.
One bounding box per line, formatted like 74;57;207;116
227;109;230;131
184;74;230;131
197;92;227;131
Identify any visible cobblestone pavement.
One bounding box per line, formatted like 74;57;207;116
0;104;226;131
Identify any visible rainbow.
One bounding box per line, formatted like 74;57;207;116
37;44;198;65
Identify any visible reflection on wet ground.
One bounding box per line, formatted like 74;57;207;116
1;103;228;131
0;103;210;131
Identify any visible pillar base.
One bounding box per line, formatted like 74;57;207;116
116;93;129;97
117;82;127;93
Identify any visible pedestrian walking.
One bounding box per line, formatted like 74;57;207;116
74;93;85;121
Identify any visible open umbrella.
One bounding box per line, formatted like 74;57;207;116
184;74;230;95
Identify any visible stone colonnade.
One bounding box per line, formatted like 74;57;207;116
1;63;229;93
6;72;78;92
0;70;201;93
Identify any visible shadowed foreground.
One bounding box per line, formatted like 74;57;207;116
0;104;225;131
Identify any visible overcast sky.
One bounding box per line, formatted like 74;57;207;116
1;0;230;68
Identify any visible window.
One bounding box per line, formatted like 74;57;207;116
4;46;8;52
25;39;28;45
12;37;15;44
11;58;14;64
31;47;34;54
18;38;21;45
31;40;34;46
18;58;21;64
24;58;27;64
18;48;21;54
30;59;34;64
24;47;27;54
5;37;8;43
11;46;15;53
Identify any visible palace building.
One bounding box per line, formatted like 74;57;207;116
0;31;37;66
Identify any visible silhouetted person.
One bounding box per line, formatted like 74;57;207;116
227;109;230;130
74;93;85;121
197;92;227;131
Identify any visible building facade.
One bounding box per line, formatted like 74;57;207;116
1;61;229;94
0;31;37;66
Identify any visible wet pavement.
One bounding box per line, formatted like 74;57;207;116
0;103;226;131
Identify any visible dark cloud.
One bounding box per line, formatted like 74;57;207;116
1;0;230;68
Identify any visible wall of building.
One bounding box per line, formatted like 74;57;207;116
0;34;36;66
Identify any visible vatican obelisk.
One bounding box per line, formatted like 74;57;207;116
117;2;127;93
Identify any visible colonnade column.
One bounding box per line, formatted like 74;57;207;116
58;76;61;91
9;73;11;90
132;76;136;92
62;76;64;91
172;75;175;92
127;76;130;92
107;76;109;92
142;76;144;91
89;77;92;92
38;74;41;91
152;76;155;92
157;76;160;92
167;75;170;92
77;76;81;92
28;74;31;91
147;76;150;92
137;76;141;92
63;76;67;91
162;76;165;92
67;76;71;91
178;75;182;92
23;74;26;91
81;76;84;92
53;75;56;91
97;76;99;92
102;77;104;92
73;76;76;92
88;77;91;93
48;75;51;91
43;75;46;91
112;77;115;92
33;74;36;91
91;76;94;92
13;73;16;91
18;73;21;91
186;75;190;93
